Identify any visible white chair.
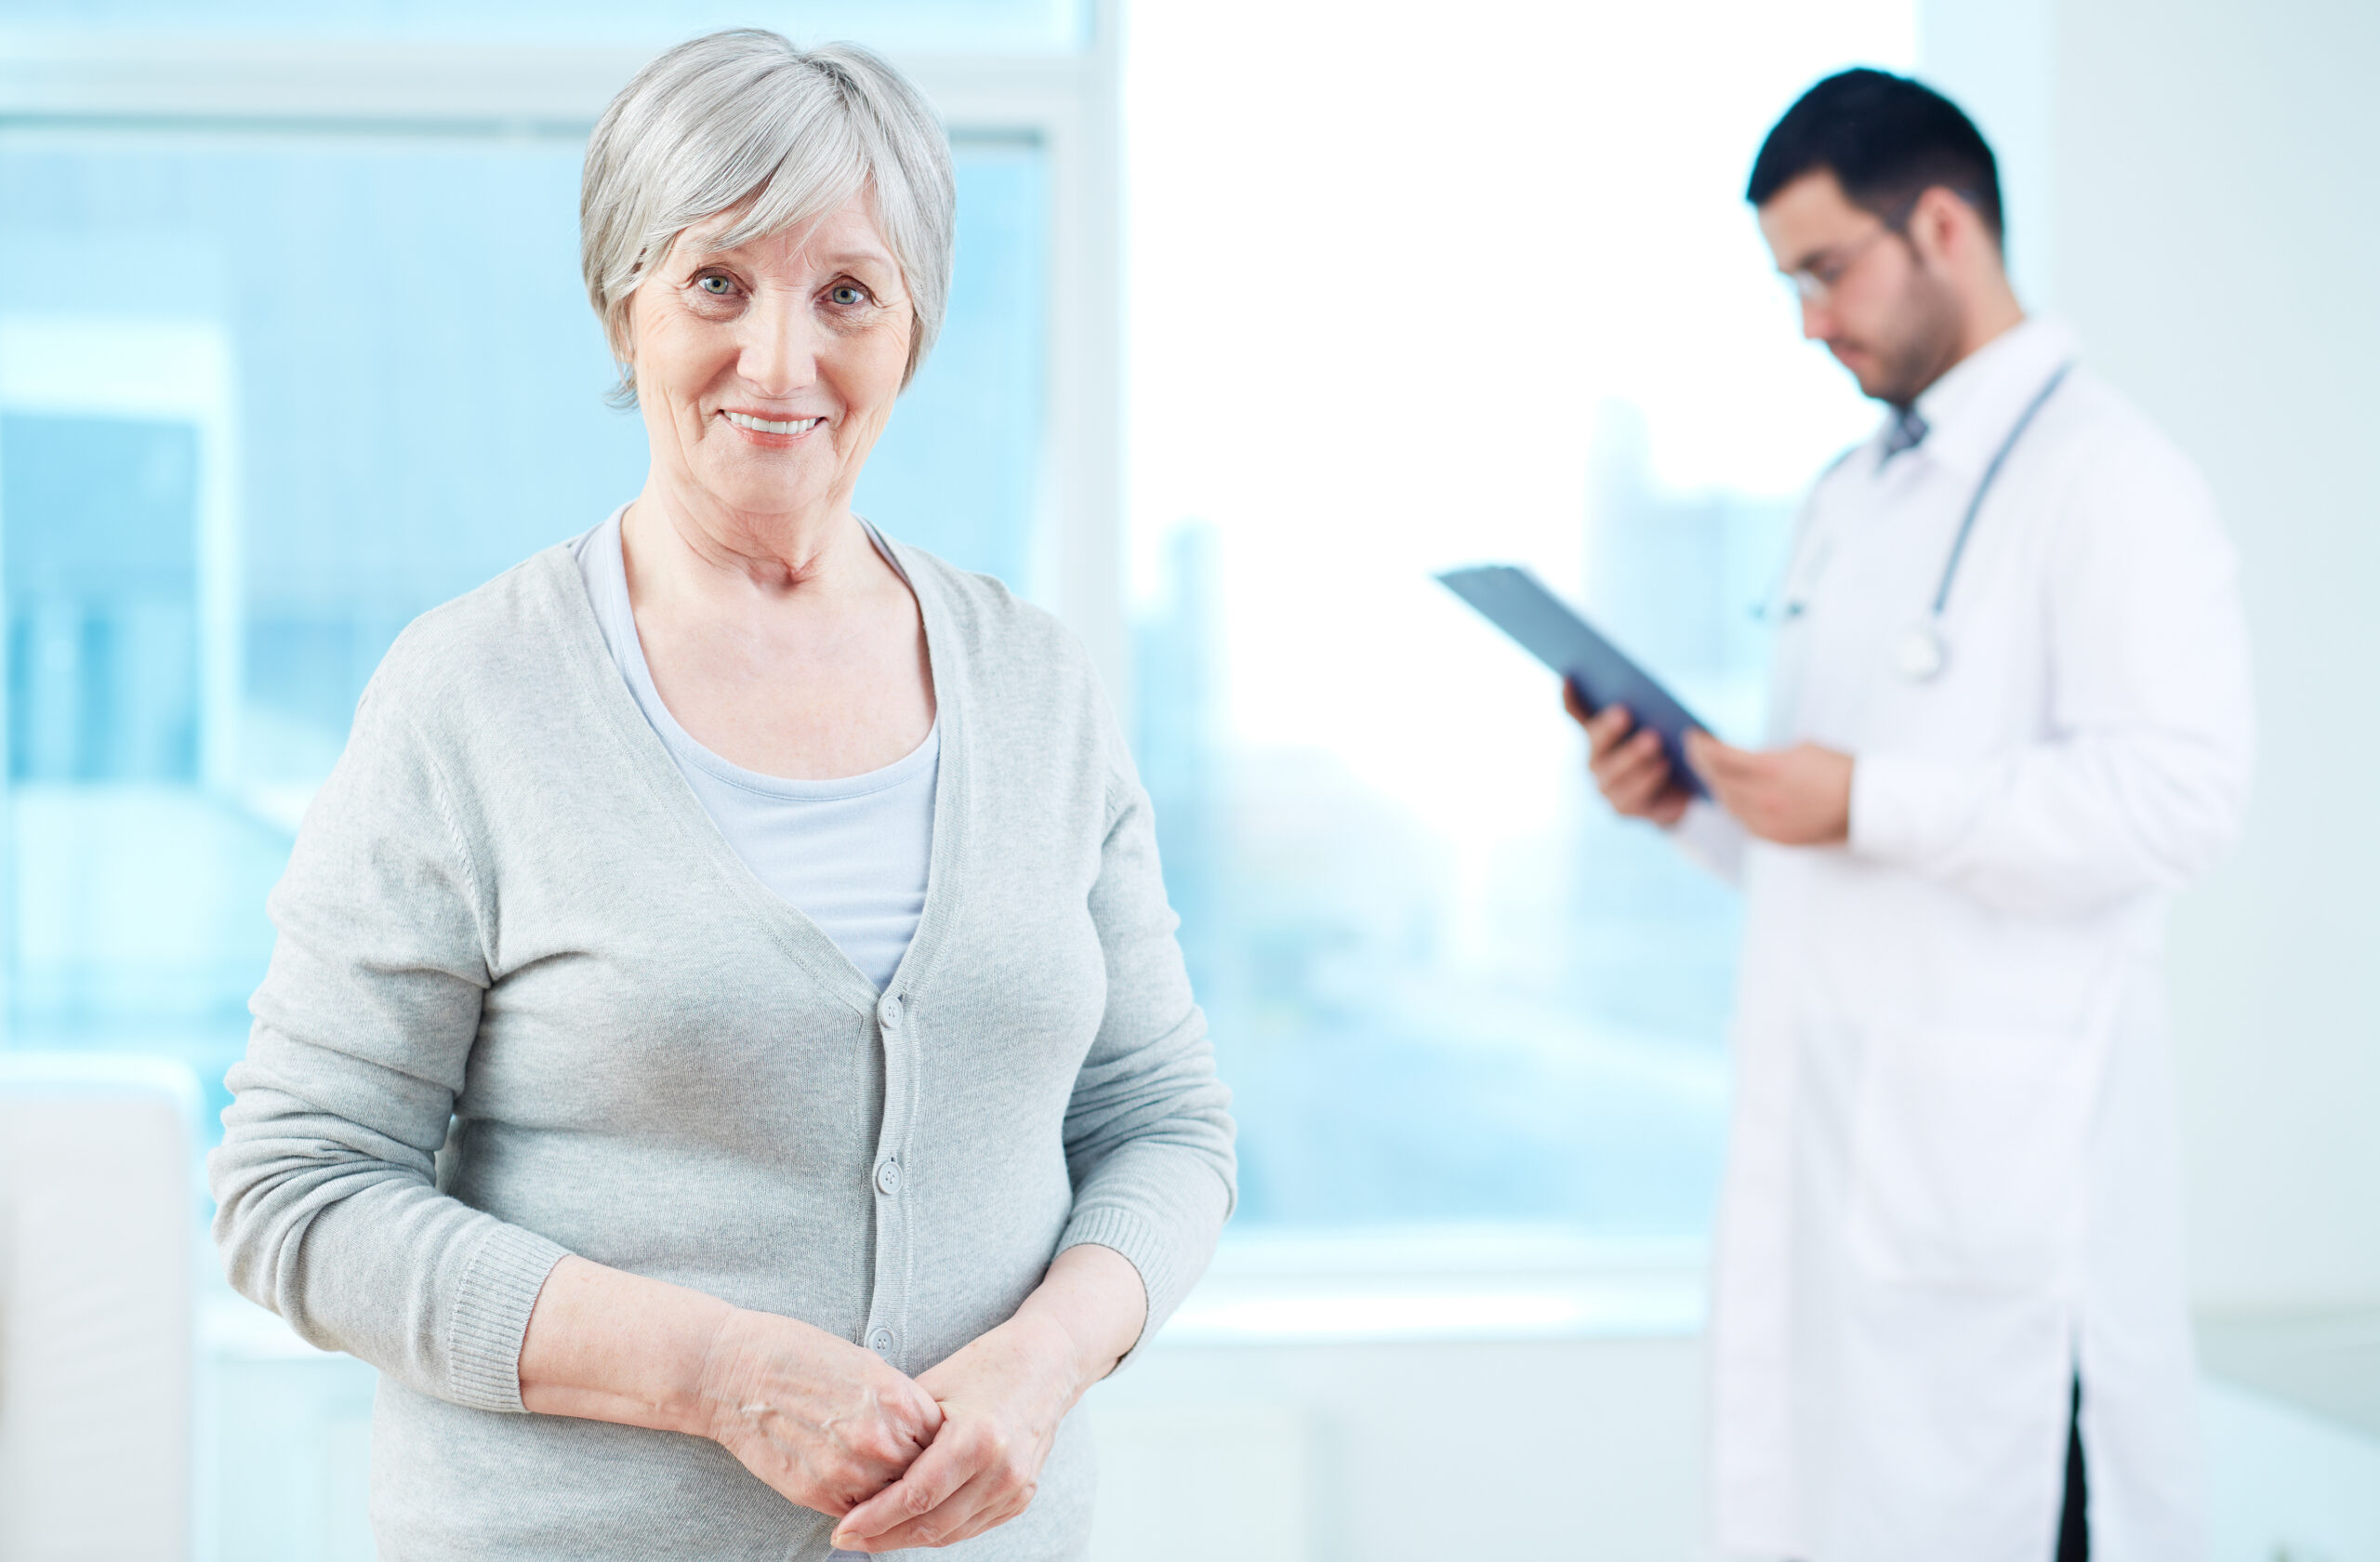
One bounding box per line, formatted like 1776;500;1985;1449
0;1054;197;1562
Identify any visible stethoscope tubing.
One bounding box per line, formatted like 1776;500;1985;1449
1924;360;2073;619
1761;359;2076;636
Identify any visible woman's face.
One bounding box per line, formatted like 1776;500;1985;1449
627;190;913;528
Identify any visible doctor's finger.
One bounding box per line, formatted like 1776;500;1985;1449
1599;747;1675;814
1693;756;1758;811
1591;728;1666;790
1620;769;1692;821
1589;724;1662;780
1683;730;1758;780
1578;702;1636;756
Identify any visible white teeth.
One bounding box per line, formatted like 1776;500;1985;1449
723;411;821;435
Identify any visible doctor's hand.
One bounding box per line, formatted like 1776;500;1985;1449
1684;732;1853;846
1566;684;1692;827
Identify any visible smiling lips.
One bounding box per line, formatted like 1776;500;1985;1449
721;409;825;436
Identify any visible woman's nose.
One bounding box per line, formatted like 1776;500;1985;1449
736;287;820;396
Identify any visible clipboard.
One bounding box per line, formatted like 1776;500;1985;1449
1435;563;1711;799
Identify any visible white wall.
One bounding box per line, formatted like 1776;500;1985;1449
1922;0;2380;1314
0;1062;195;1562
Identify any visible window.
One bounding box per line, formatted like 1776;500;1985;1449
1124;0;1915;1238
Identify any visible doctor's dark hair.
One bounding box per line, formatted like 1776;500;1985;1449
1746;68;2004;247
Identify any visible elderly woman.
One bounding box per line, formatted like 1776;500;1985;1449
210;30;1234;1560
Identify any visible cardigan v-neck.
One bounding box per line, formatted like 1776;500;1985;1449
543;524;976;1023
572;507;939;992
211;535;1236;1561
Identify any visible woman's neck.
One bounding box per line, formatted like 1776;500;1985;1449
621;470;880;616
615;467;932;782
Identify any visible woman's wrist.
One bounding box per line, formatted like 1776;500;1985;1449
997;1304;1104;1408
686;1302;772;1444
518;1255;741;1438
1009;1244;1147;1400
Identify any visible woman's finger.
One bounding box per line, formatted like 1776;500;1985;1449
832;1428;978;1546
848;1463;1021;1552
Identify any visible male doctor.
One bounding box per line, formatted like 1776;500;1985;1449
1569;70;2254;1561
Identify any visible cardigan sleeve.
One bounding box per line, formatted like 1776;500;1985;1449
208;674;569;1414
1055;726;1237;1364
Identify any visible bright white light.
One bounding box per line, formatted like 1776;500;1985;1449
1166;1280;1710;1343
1125;0;1915;962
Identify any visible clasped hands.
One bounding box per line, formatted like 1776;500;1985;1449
699;1300;1080;1553
1563;682;1852;845
521;1246;1140;1555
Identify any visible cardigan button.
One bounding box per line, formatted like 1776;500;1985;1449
867;1327;895;1356
875;1158;901;1196
879;994;903;1028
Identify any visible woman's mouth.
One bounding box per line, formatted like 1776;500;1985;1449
721;410;825;435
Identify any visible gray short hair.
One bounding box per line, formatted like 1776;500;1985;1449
581;29;957;402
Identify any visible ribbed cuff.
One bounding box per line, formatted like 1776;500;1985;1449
1058;1200;1214;1369
445;1222;571;1414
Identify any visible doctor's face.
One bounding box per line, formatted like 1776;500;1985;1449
1758;169;1961;407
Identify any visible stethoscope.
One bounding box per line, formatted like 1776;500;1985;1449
1771;360;2074;683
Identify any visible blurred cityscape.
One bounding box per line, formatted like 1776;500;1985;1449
1131;402;1793;1231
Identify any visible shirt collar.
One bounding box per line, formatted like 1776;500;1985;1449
1897;315;2078;483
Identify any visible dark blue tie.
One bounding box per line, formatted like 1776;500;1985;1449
1882;405;1929;462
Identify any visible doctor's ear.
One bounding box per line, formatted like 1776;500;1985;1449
1904;185;1995;272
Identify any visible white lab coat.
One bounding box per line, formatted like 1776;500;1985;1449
1673;318;2254;1562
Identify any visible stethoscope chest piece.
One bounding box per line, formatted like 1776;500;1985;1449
1876;359;2073;689
1897;620;1948;682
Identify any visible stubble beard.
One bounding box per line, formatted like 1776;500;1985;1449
1863;260;1967;410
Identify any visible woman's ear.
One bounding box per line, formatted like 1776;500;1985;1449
606;298;641;409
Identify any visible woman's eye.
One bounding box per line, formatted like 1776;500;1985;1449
696;274;734;297
829;285;865;306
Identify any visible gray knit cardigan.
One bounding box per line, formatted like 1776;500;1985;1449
208;536;1236;1560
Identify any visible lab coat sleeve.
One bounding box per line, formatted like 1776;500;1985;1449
1669;797;1749;886
1847;431;2254;916
1665;471;1835;892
